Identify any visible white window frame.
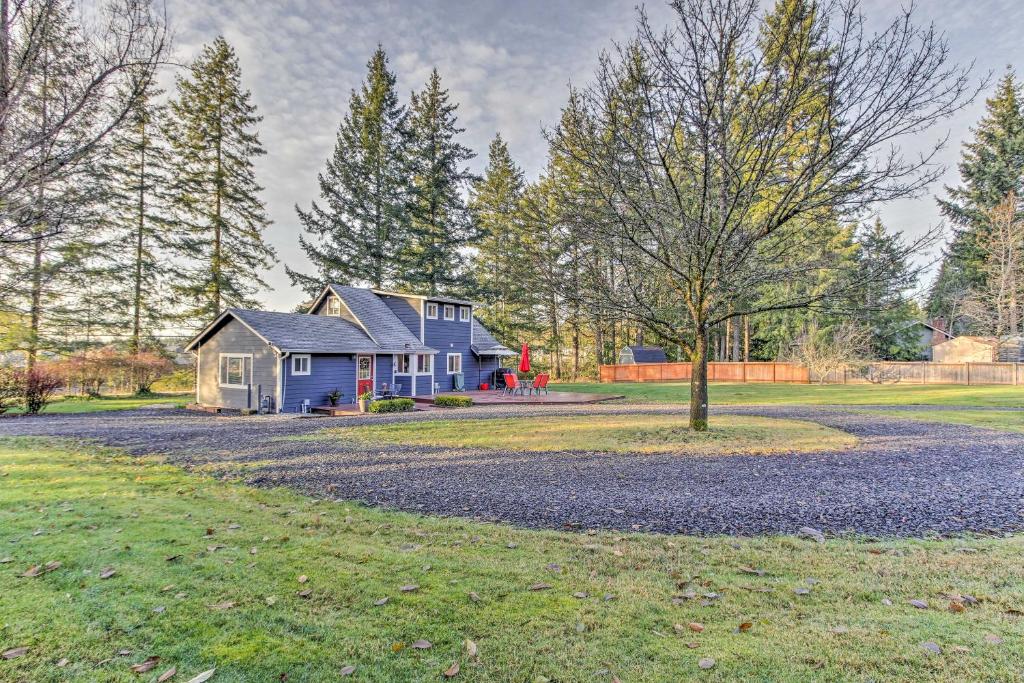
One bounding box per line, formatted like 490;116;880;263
417;353;433;374
446;352;462;374
291;354;311;376
326;297;341;316
218;353;252;388
395;354;411;374
443;304;455;321
426;302;438;319
459;306;470;322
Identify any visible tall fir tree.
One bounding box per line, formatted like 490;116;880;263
402;68;476;294
288;46;409;293
96;86;174;351
165;36;276;325
931;70;1024;327
469;134;531;342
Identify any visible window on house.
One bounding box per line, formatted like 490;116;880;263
326;296;341;316
219;354;251;388
460;306;470;322
395;354;411;373
426;303;438;319
444;304;455;320
417;354;433;374
292;354;310;375
447;353;462;374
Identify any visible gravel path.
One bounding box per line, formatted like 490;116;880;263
2;404;1023;538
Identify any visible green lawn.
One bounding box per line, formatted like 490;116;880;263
319;414;857;455
2;438;1023;681
5;393;189;415
857;409;1024;433
554;381;1024;407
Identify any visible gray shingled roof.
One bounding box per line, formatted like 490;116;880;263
471;318;515;356
328;284;430;351
624;346;667;363
228;308;381;353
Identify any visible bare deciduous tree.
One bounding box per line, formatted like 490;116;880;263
787;320;870;384
962;192;1024;338
549;0;976;429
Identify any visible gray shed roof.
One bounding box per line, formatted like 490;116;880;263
327;284;430;350
470;318;515;356
623;346;668;363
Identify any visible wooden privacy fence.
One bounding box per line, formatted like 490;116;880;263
600;361;1024;386
600;362;809;384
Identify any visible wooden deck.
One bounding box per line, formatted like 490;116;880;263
414;389;623;406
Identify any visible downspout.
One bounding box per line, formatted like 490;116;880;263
278;350;290;413
194;343;201;405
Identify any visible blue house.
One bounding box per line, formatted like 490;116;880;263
184;284;515;412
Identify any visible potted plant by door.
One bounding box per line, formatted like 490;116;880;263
357;390;373;413
327;389;342;407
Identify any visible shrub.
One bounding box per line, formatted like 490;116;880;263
433;395;473;408
19;366;64;415
0;368;19;414
368;398;415;413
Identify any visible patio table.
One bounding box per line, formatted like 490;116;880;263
518;379;534;396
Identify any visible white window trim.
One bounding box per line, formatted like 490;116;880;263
416;353;433;375
291;354;311;376
394;353;412;375
446;352;462;374
326;297;341;316
443;304;455;321
459;306;470;322
218;353;252;389
426;302;438;319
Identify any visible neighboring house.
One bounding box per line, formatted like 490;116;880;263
617;345;668;364
903;319;954;361
184;284;514;412
931;335;1024;363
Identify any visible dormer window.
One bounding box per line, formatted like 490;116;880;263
443;304;455;321
326;296;341;316
459;306;470;322
426;302;438;319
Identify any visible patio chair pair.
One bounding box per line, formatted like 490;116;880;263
502;373;550;397
376;383;402;400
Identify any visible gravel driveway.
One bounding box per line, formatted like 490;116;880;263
2;404;1023;537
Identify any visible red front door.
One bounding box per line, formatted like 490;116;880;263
357;355;374;396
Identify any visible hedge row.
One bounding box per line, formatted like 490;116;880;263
368;398;415;413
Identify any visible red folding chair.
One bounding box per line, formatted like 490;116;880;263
533;373;550;396
503;373;522;396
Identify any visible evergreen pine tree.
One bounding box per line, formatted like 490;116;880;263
288;46;409;293
165;37;276;325
402;68;476;294
931;70;1024;326
96;86;174;351
470;134;530;341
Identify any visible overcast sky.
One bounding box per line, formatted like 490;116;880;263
165;0;1024;311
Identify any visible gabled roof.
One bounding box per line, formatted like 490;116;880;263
184;308;435;354
372;289;478;306
470;318;515;356
324;284;429;350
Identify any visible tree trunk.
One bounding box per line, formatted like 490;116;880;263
743;315;750;362
689;327;709;431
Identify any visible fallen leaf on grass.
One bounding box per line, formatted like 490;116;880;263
739;566;765;576
909;599;928;609
529;582;552;591
411;639;432;650
374;597;389;606
265;596;277;606
949;601;966;613
572;591;589;599
43;560;61;572
296;589;312;598
687;622;704;632
984;634;1003;645
468;592;480;602
737;622;753;633
921;641;942;655
0;557;11;563
794;588;810;596
464;640;477;658
57;658;70;667
340;665;355;676
165;555;182;562
185;669;215;683
698;657;715;669
99;567;117;579
443;661;460;677
391;642;405;653
297;575;308;584
2;647;28;659
157;666;177;681
21;564;42;577
400;584;419;592
131;656;160;673
207;601;236;610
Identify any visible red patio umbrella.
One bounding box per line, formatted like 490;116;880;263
518;343;531;375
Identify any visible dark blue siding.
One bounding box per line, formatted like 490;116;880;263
424;302;476;391
375;354;393;395
281;354;356;412
415;374;434;396
379;295;421;340
475;356;506;388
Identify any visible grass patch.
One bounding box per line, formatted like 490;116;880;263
1;438;1023;681
320;414;856;455
3;392;189;415
858;409;1024;433
554;382;1024;407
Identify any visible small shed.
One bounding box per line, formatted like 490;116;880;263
618;345;668;364
931;336;998;363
